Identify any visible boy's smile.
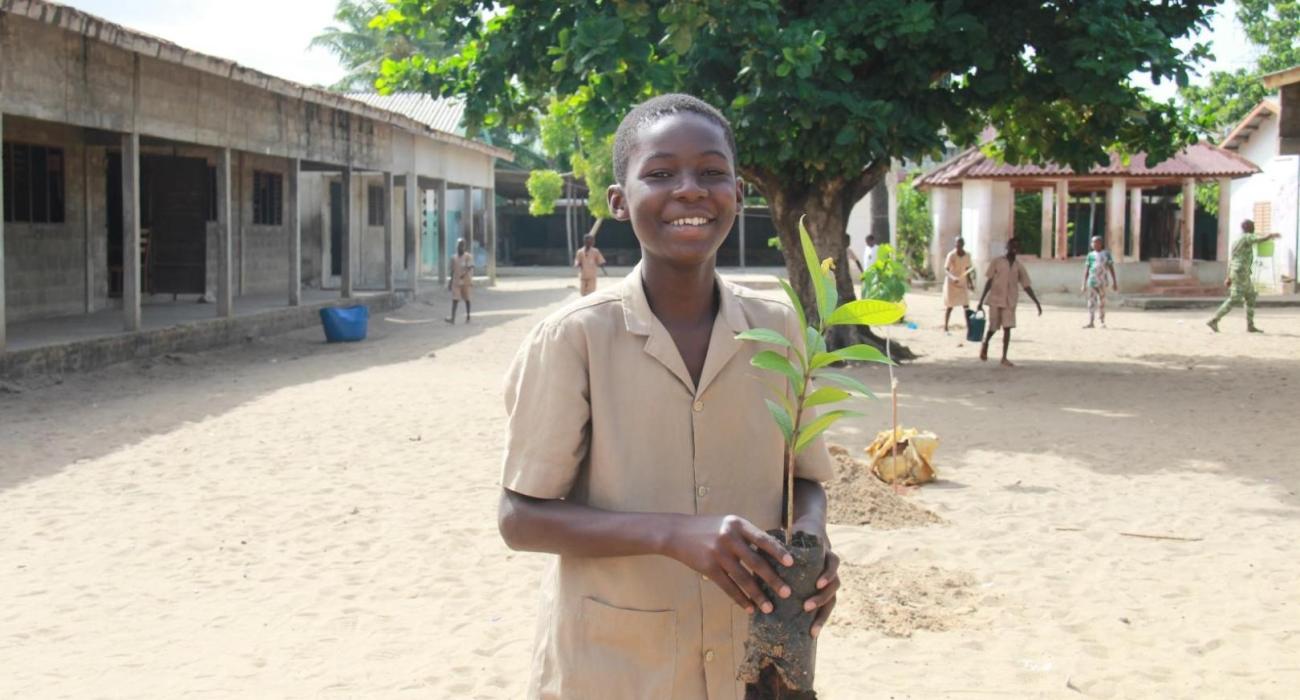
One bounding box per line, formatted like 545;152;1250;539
608;112;741;266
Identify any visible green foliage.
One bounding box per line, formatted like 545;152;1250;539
860;244;910;303
1013;191;1043;256
735;218;903;533
525;170;564;216
895;175;932;280
1181;0;1300;135
537;98;615;219
308;0;458;92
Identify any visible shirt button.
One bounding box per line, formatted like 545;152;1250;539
693;400;704;412
697;486;709;497
704;649;716;662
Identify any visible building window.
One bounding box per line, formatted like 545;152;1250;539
252;170;283;226
2;142;66;224
368;184;385;226
206;166;218;222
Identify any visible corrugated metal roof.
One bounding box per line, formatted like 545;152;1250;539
344;93;466;136
915;141;1259;189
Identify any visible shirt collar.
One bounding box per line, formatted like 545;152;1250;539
620;263;749;336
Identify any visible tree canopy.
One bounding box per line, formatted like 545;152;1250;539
1180;0;1300;135
376;1;1218;352
309;0;459;92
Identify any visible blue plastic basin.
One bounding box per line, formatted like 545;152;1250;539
320;305;369;342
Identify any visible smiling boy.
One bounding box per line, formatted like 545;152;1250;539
498;94;839;699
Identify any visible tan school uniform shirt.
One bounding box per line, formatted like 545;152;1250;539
983;256;1031;309
575;247;606;279
502;265;834;700
451;252;473;300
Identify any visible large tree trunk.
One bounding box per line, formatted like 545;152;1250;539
747;168;916;361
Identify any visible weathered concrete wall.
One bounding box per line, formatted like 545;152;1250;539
1229;114;1299;289
2;13;395;170
2;118;93;322
300;174;326;287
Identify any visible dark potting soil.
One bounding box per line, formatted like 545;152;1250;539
738;530;823;699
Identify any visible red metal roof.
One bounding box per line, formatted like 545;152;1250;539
915;141;1259;190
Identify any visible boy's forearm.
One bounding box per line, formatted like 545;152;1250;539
499;489;677;558
791;478;829;537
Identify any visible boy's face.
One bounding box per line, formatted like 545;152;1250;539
607;112;741;267
1092;238;1103;252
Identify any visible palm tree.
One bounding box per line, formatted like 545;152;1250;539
309;0;456;93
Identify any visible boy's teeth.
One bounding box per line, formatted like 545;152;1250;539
673;217;708;225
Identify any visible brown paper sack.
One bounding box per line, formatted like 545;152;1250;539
866;428;938;485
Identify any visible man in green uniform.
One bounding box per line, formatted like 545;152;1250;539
1208;219;1281;333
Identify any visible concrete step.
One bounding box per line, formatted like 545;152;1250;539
1149;258;1187;275
1148;274;1199;288
1140;285;1227;297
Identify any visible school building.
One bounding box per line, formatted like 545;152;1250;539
914;141;1261;295
0;0;510;375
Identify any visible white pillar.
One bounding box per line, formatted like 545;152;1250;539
1055;180;1070;259
1216;177;1231;262
216;148;233;317
382;171;394;292
405;172;419;293
1181;178;1196;262
341;166;354;298
1107;178;1126;262
288;158;301;306
486;187;497;284
1129;188;1143;261
83;147;94;313
122;132;142;331
436;180;449;285
1040;186;1053;259
465;186;477;272
930;187;961;280
738;201;747;269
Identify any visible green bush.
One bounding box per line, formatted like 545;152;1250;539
861;243;909;302
525;170;564;216
895;176;933;280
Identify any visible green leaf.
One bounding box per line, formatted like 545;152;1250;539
751;350;801;387
804;386;851;409
794;409;862;453
797;218;833;324
765;399;794;444
808;351;839;371
825;299;907;327
831;343;895;365
735;328;792;349
815;371;877;399
777;278;807;331
803;326;826;357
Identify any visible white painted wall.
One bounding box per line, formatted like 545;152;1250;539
1228;112;1300;290
928;188;962;280
960;179;1014;274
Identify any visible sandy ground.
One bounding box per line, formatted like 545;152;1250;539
2;274;1299;699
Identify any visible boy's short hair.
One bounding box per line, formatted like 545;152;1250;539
612;93;737;185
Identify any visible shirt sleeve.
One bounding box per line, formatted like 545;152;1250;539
501;320;592;499
595;250;606;265
1018;263;1032;288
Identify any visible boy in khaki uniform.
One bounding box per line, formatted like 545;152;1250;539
446;238;473;324
574;233;607;296
977;237;1042;367
500;95;839;699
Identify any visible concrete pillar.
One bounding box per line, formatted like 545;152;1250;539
1216;177;1231;262
437;179;448;285
1040;186;1053;259
83;147;94;313
464;187;476;258
341;166;354;298
216;148;233;317
1055;180;1070;259
486;187;497;284
382;171;394;292
1129;188;1143;261
929;187;962;280
122;132;142;331
405;172;419;293
288;158;301;306
1181;178;1196;262
1107;178;1127;262
0;112;5;351
738;201;747;269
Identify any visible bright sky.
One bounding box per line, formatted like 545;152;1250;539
61;0;1261;98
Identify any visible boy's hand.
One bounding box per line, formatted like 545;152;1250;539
799;533;840;638
666;515;793;615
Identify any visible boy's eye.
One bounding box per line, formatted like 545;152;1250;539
646;170;673;179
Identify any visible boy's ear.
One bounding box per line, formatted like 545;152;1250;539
735;177;745;207
607;184;630;221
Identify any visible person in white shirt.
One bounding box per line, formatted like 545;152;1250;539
862;233;879;269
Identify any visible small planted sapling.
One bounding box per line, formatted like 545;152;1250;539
736;218;905;698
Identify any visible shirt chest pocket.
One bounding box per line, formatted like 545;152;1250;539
576;597;677;700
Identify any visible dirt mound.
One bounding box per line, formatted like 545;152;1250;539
825;444;945;529
834;561;979;638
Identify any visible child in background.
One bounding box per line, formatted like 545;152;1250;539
573;232;607;296
1081;235;1118;328
978;237;1042;367
498;94;838;698
446;238;472;324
